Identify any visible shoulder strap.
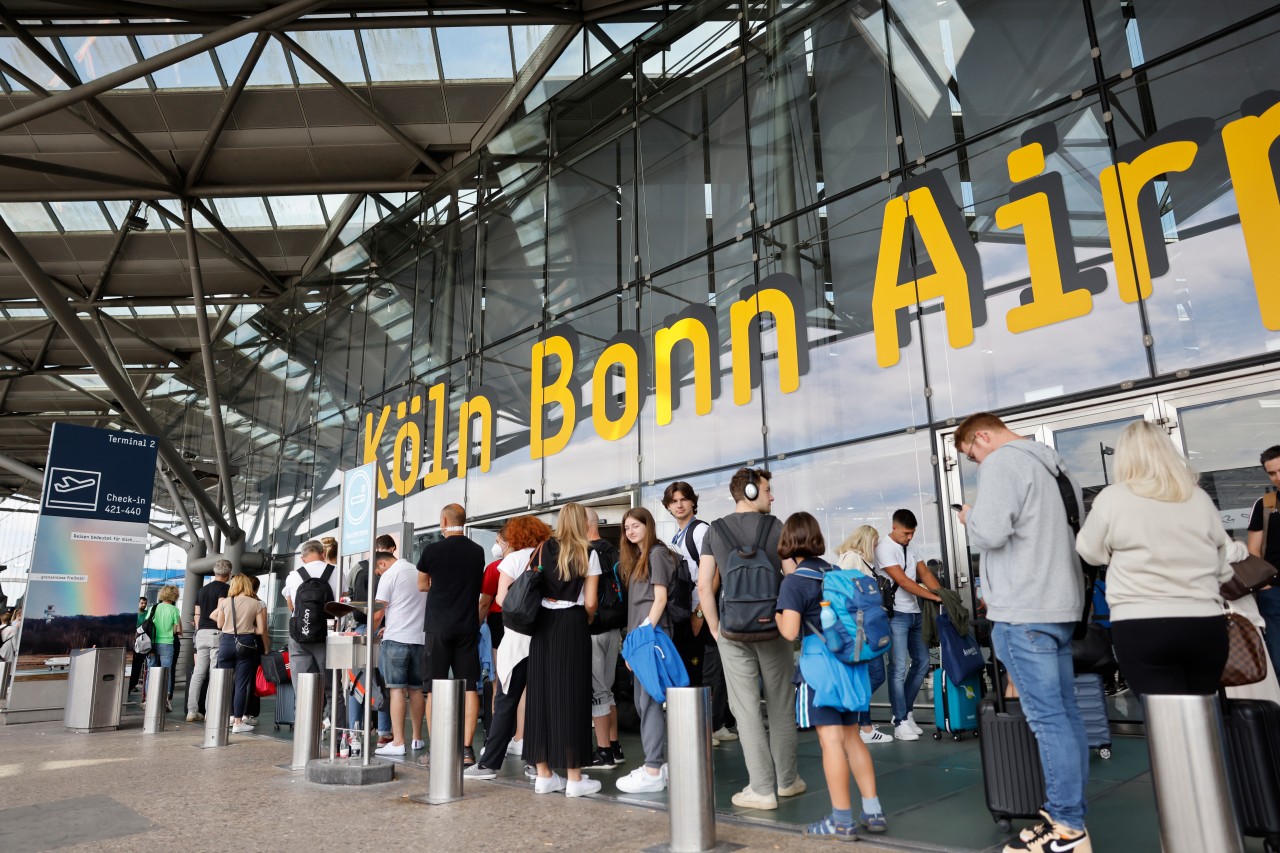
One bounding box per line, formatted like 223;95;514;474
1265;491;1276;543
793;567;826;582
683;519;706;564
711;518;742;553
751;515;773;553
320;565;334;584
299;568;312;582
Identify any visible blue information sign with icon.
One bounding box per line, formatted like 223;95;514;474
341;462;377;557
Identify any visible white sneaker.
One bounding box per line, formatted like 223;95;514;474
894;721;919;741
712;726;738;742
731;785;778;810
534;772;566;794
777;777;807;797
375;741;406;756
616;765;668;793
566;775;602;798
231;723;254;733
242;715;257;726
906;713;923;735
860;726;892;745
411;739;425;751
508;738;524;755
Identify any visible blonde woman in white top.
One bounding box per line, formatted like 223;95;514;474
1076;420;1234;696
837;525;890;744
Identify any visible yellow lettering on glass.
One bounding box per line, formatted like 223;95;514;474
422;382;450;488
391;418;421;497
1223;102;1280;330
531;335;576;459
730;287;801;404
1099;140;1199;303
654;317;714;426
363;404;390;499
997;143;1092;333
592;342;641;441
456;394;493;477
872;188;975;367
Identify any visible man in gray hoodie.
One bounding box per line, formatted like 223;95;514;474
956;412;1091;853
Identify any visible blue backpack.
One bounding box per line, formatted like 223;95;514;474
794;560;892;664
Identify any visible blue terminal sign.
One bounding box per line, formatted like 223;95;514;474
340;461;377;557
41;423;159;523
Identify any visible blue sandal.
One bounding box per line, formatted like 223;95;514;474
860;812;889;833
803;815;859;842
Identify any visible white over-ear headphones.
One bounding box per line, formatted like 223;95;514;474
743;469;759;501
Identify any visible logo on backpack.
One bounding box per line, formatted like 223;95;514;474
795;561;892;664
715;517;783;642
290;566;335;644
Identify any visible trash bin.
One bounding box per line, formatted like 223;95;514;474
64;647;125;733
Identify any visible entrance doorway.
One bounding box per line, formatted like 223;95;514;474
936;371;1280;724
464;493;635;557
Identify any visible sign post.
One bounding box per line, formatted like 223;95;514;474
340;462;377;764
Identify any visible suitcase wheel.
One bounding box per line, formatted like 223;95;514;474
952;733;962;742
997;819;1012;833
274;723;280;731
1098;746;1112;760
933;731;942;740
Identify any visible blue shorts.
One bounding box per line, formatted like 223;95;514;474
379;639;425;689
795;680;858;729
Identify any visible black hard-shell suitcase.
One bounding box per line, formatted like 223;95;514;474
273;680;295;731
1072;673;1112;759
1222;698;1280;852
978;661;1048;832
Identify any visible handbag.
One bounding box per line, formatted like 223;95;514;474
937;608;985;682
254;665;276;697
229;598;259;657
1220;555;1279;601
798;631;871;712
1071;623;1117;676
1221;604;1268;687
500;545;545;635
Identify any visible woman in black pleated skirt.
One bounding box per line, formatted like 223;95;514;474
524;502;601;797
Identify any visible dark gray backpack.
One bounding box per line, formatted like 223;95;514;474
714;517;782;642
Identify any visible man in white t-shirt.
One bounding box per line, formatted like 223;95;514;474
874;509;942;742
283;539;346;731
372;549;428;756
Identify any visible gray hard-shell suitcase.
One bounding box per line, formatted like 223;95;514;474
1072;673;1112;759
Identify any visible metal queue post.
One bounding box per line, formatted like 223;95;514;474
141;666;167;733
199;667;234;748
653;687;740;853
412;677;465;805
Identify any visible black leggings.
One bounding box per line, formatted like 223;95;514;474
1111;616;1228;696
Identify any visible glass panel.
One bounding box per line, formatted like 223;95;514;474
1176;390;1280;534
360;28;440;82
134;33;221;89
215;35;294;87
0;202;56;231
469;331;543;513
209;197;272;228
292;30;367;85
524;30;584;111
481;184;547;347
1106;15;1280;374
745;33;820;232
266;196;327;227
57;34;148;89
886;0;1094;161
1090;0;1280;76
918;100;1150;417
547;134;628;313
47;201;109;232
0;38;67;90
436;27;514;80
1048;416;1145;512
512;24;556;70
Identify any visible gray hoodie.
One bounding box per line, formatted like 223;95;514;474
966;439;1084;624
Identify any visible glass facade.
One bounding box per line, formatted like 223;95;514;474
137;0;1280;587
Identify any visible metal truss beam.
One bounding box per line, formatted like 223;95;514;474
145;201;281;295
186;32;269;190
97;311;187;365
189;199;283;293
471;23;579;153
0;0;331;134
274;32;445;176
0;180;435;202
0;216;236;538
0;318;54;349
297;192;363;280
0;154;172;195
15;13;574;37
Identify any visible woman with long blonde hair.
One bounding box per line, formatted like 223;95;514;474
1077;420;1235;695
837;525;890;744
212;574;270;732
521;503;601;796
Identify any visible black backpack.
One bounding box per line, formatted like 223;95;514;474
347;560;371;626
592;561;626;634
664;546;695;625
714;516;782;642
290;566;335;643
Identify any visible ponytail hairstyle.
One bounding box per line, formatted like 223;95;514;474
619;507;661;585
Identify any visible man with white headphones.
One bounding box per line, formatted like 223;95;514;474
697;467;804;811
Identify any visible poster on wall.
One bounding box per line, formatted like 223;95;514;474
5;423;158;689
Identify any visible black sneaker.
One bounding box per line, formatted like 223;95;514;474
611;741;626;764
463;746;476;766
590;747;617;769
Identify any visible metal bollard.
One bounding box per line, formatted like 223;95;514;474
292;672;325;770
1144;694;1244;853
667;686;717;853
426;678;464;804
142;667;168;733
201;667;234;748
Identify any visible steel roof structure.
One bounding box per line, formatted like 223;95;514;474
0;0;675;542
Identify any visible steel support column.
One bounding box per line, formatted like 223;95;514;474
0;216;235;539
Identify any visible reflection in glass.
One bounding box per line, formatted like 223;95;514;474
1177;391;1280;531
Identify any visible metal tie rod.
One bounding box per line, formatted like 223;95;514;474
1145;693;1244;853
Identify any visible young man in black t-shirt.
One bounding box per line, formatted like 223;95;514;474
1248;444;1280;671
417;503;486;765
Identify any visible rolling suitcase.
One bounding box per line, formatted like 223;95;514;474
1072;673;1112;759
934;668;981;740
1221;698;1280;852
978;660;1047;832
273;680;296;731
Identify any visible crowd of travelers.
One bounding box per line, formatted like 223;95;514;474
150;412;1280;852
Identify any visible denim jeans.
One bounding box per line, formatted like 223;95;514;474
856;655;886;727
888;612;928;724
1256;587;1280;676
147;642;176;701
991;621;1089;832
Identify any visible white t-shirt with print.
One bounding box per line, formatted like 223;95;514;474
874;537;924;615
375;558;427;645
